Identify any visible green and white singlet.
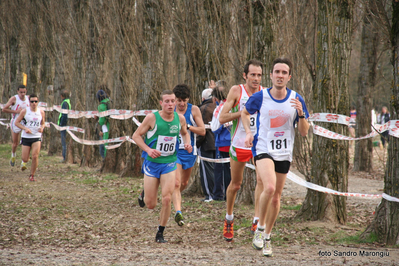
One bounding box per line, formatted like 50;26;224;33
144;111;181;163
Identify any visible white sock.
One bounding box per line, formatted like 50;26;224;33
257;225;265;231
265;233;271;239
226;213;234;221
12;152;16;157
253;217;259;223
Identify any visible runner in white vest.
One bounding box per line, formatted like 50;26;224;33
242;57;309;257
218;59;264;242
2;85;30;167
15;93;45;182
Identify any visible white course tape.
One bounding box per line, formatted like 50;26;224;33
286;172;382;199
48;122;85;133
313;124;379;140
66;130;128;145
309;113;350;125
196;155;399;202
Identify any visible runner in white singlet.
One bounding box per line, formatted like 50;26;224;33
15;93;45;182
218;59;264;242
1;85;30;166
242;58;310;257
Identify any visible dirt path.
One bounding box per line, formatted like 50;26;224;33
0;144;398;265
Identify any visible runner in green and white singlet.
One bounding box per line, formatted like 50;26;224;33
132;90;192;244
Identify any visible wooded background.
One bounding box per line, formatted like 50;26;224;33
0;0;398;244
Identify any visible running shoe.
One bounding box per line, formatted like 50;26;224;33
29;175;36;182
250;220;258;235
138;190;145;208
155;231;167;243
21;162;27;171
252;229;264;250
174;212;185;226
10;157;15;167
223;219;234;242
263;238;273;257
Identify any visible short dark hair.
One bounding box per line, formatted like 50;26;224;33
211;87;226;102
29;93;38;99
271;57;293;75
243;59;263;76
173;84;190;99
17;85;26;91
160;90;175;100
61;89;70;99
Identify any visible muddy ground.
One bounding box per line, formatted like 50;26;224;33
0;143;398;265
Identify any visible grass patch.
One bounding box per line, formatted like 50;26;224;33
281;204;302;211
330;231;378;245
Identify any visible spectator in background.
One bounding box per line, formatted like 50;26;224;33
197;88;216;202
348;106;356;138
96;86;111;159
211;87;231;201
377;106;390;148
58;88;71;163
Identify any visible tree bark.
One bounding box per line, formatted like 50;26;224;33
353;0;379;172
297;0;352;224
361;0;399;245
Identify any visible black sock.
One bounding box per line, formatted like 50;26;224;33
158;226;165;234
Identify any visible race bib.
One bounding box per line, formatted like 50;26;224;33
178;133;184;149
266;130;291;155
156;135;177;156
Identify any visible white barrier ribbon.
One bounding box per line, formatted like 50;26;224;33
309;113;350;125
197;155;398;202
66;130;128;145
48;122;85;133
313;124;379;140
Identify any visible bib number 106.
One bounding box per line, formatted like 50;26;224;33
159;143;175;152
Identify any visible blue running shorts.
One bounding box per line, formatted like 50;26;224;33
141;159;177;178
176;149;197;170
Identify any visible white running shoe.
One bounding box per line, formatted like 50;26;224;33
21;162;27;171
252;229;264;250
263;238;273;257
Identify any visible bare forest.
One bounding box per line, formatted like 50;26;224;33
1;0;399;259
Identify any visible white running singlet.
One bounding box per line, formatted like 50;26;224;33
10;94;30;133
230;84;263;150
21;108;43;139
246;87;309;162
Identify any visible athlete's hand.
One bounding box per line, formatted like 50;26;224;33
147;148;161;159
38;127;44;133
245;132;253;148
290;97;304;116
184;144;192;153
24;128;32;134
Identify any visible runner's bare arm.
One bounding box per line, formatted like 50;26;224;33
189;105;206;136
241;107;254;148
38;110;46;133
15;109;31;134
132;113;161;158
1;96;17;113
219;85;241;124
290;97;309;136
179;114;193;153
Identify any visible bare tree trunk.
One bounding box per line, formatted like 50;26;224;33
353;0;379;172
361;0;399;245
297;0;352;224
